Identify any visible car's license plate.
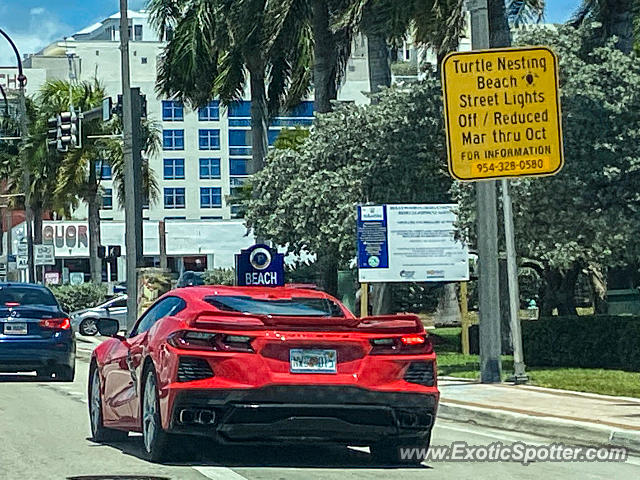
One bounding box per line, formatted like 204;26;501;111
290;349;337;373
4;322;28;335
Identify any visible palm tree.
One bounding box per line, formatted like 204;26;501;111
572;0;637;53
38;79;159;283
148;0;313;175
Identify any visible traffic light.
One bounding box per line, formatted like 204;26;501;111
46;117;58;147
108;245;121;258
97;246;106;259
56;111;79;152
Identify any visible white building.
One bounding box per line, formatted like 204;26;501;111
13;9;372;281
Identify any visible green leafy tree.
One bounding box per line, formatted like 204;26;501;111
454;24;640;315
245;78;453;294
572;0;639;53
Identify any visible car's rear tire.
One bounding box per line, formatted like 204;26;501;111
89;366;129;443
370;431;432;465
142;367;173;463
54;364;75;382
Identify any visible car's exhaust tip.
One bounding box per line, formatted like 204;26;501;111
178;408;216;425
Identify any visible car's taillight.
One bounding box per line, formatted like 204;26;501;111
40;317;71;330
369;334;433;354
167;330;254;353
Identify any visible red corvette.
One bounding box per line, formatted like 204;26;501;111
88;286;439;463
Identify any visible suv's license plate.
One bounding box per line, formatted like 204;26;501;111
4;322;28;335
290;349;337;373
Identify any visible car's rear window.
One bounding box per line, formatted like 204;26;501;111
204;295;345;317
0;286;58;306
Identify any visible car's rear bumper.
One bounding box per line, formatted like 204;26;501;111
167;386;438;446
0;334;75;372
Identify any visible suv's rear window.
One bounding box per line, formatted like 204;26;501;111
204;296;345;317
0;286;57;306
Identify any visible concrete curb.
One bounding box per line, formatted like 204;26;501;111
438;402;640;453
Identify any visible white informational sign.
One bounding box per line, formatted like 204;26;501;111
69;272;84;285
16;256;28;270
44;272;61;285
34;244;55;266
357;204;469;283
17;243;28;256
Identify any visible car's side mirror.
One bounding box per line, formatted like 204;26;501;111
96;318;121;337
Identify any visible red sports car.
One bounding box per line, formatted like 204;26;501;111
89;286;439;463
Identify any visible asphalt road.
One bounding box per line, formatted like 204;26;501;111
1;340;639;480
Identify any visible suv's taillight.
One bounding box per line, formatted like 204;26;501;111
40;317;71;330
369;334;433;354
167;330;254;353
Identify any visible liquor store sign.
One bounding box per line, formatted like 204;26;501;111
442;47;563;181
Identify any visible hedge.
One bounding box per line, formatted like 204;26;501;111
522;316;640;372
49;283;108;313
468;316;640;372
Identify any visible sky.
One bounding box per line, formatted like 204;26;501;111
0;0;583;66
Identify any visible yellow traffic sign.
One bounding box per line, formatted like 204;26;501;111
442;46;563;181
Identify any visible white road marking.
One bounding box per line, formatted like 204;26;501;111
193;466;250;480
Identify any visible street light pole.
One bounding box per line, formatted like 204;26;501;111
468;0;502;383
0;28;34;283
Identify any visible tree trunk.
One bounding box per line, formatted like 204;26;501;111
322;256;338;297
311;0;337;114
488;0;511;48
606;0;634;53
587;264;608;314
436;283;462;326
367;33;391;100
32;203;43;244
541;266;579;316
371;283;393;315
87;162;101;284
249;67;269;175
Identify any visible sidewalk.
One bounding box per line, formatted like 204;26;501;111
438;377;640;452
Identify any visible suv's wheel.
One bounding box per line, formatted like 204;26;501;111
370;431;432;465
89;366;129;442
142;367;173;463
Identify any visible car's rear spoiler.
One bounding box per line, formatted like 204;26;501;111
192;311;424;334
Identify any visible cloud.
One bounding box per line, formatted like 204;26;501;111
0;14;70;66
30;7;45;15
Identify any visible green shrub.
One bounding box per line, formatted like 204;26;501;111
50;283;108;313
523;316;640;371
202;268;235;286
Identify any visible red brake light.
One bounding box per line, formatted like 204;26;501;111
370;334;432;354
5;302;20;307
400;335;426;345
40;317;71;330
167;330;254;353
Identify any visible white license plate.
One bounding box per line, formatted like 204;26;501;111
4;322;28;335
290;349;337;374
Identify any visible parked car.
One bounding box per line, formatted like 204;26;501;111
0;282;75;381
89;286;439;464
176;270;205;288
71;295;127;336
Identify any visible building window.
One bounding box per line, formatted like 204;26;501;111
102;188;113;210
199;158;221;179
95;161;112;180
228;100;251;117
164;188;185;209
200;187;222;208
134;24;143;41
198;100;220;121
230;159;248;176
163;129;184;150
163;159;185;180
141;57;148;64
162;101;183;121
199;129;220;150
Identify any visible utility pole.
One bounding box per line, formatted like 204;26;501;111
469;0;502;383
502;180;528;382
119;1;139;332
